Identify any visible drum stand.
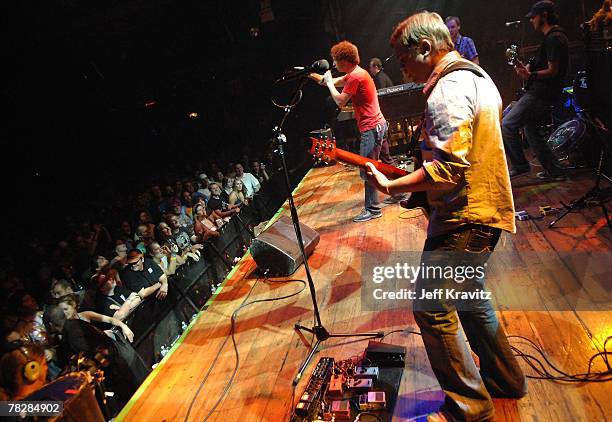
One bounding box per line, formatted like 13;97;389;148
549;113;612;233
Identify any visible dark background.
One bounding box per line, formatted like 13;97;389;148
2;0;603;240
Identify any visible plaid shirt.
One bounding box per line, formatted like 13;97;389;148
455;34;478;61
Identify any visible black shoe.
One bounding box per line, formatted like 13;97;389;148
383;194;408;204
509;167;530;178
536;171;567;182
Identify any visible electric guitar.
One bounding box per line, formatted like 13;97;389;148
505;44;536;95
308;137;429;214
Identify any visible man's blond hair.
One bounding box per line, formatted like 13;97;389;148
390;11;454;52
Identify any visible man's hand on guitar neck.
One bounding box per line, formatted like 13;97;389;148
365;162;391;194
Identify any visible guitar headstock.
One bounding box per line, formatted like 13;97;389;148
308;137;337;165
505;44;519;66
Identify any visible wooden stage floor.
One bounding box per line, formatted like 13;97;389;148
118;163;611;422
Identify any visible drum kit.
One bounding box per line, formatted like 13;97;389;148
545;71;593;167
502;71;602;170
503;70;611;232
545;72;612;232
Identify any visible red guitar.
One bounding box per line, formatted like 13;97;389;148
308;137;429;214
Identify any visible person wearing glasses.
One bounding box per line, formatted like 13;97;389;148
366;11;526;421
120;250;169;300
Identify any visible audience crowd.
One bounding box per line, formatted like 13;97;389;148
0;152;278;407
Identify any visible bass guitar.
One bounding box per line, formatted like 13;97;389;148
505;44;536;96
307;137;429;214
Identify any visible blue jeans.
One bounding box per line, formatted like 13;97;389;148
360;121;388;211
501;93;563;175
414;225;527;421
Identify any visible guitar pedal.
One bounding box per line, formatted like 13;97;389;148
330;400;351;420
348;378;373;392
515;210;529;221
539;205;558;216
327;375;344;399
354;366;379;381
358;391;386;411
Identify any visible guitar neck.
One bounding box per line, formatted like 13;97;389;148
333;148;408;179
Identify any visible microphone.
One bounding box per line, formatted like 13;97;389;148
372;55;394;72
505;20;522;27
275;59;330;83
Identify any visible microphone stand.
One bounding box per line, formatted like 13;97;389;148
270;75;383;387
508;20;527;97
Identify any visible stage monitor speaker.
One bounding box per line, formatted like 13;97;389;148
250;215;320;276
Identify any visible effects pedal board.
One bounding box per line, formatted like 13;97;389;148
294;357;334;418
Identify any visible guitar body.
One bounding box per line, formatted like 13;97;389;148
308;137;430;214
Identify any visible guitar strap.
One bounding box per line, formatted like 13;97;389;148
532;27;567;68
401;60;488;215
543;27;567;40
526;27;566;90
437;59;485;80
407;59;485;162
